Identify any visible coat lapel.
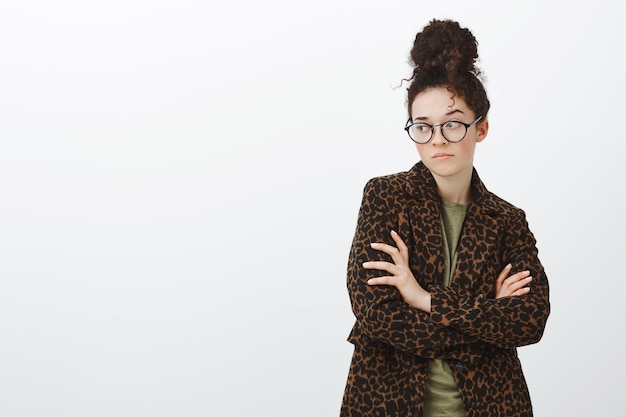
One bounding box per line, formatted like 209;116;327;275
403;163;445;288
402;162;501;292
453;171;501;292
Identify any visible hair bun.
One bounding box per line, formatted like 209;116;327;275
410;19;480;76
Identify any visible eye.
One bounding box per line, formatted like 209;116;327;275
412;123;431;133
443;121;462;130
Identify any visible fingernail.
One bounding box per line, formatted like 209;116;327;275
506;263;512;269
362;262;369;267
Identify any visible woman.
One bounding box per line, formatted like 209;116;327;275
341;19;550;417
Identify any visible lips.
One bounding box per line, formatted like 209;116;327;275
433;153;452;159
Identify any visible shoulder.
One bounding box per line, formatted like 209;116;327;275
360;166;424;208
354;169;414;215
363;171;409;194
472;168;526;220
362;162;430;197
481;189;528;224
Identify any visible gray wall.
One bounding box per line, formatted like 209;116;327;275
1;0;623;416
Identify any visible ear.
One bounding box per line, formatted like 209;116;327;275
475;119;489;143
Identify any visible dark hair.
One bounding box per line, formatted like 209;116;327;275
406;19;490;120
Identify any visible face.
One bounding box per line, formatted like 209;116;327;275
409;87;488;184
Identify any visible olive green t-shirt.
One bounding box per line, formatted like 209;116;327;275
422;199;468;417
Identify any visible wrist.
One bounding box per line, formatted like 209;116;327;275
410;289;431;312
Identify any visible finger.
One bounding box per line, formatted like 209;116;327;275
504;275;532;293
390;230;409;258
496;264;512;286
506;270;531;283
367;276;396;287
369;242;404;264
501;269;530;286
362;261;400;275
511;287;531;297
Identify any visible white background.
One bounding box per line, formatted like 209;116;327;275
1;1;624;416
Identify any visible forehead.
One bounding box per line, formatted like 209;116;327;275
410;87;472;119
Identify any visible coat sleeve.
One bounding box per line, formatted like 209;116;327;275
347;178;485;356
429;208;550;348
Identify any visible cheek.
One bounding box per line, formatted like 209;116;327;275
458;141;477;157
414;144;428;160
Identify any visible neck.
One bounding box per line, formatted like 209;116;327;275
432;169;473;205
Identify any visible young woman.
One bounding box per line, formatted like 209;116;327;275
341;19;550;417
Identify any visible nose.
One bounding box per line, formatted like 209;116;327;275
431;126;447;145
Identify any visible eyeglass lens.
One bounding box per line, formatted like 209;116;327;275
409;121;468;143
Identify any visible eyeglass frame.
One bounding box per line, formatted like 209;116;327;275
404;115;483;144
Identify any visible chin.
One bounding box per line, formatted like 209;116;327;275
425;163;470;180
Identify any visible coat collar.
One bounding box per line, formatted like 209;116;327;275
404;161;500;216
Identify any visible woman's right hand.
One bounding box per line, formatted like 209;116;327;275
495;264;532;299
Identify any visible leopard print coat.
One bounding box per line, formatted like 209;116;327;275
341;162;550;417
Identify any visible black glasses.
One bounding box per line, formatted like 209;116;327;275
404;115;483;144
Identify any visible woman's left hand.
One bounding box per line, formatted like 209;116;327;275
495;263;532;299
364;230;431;312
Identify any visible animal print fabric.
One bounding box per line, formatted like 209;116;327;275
341;162;550;417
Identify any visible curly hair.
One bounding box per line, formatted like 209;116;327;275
406;19;490;120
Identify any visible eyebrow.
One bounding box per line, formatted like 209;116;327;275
413;109;465;122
